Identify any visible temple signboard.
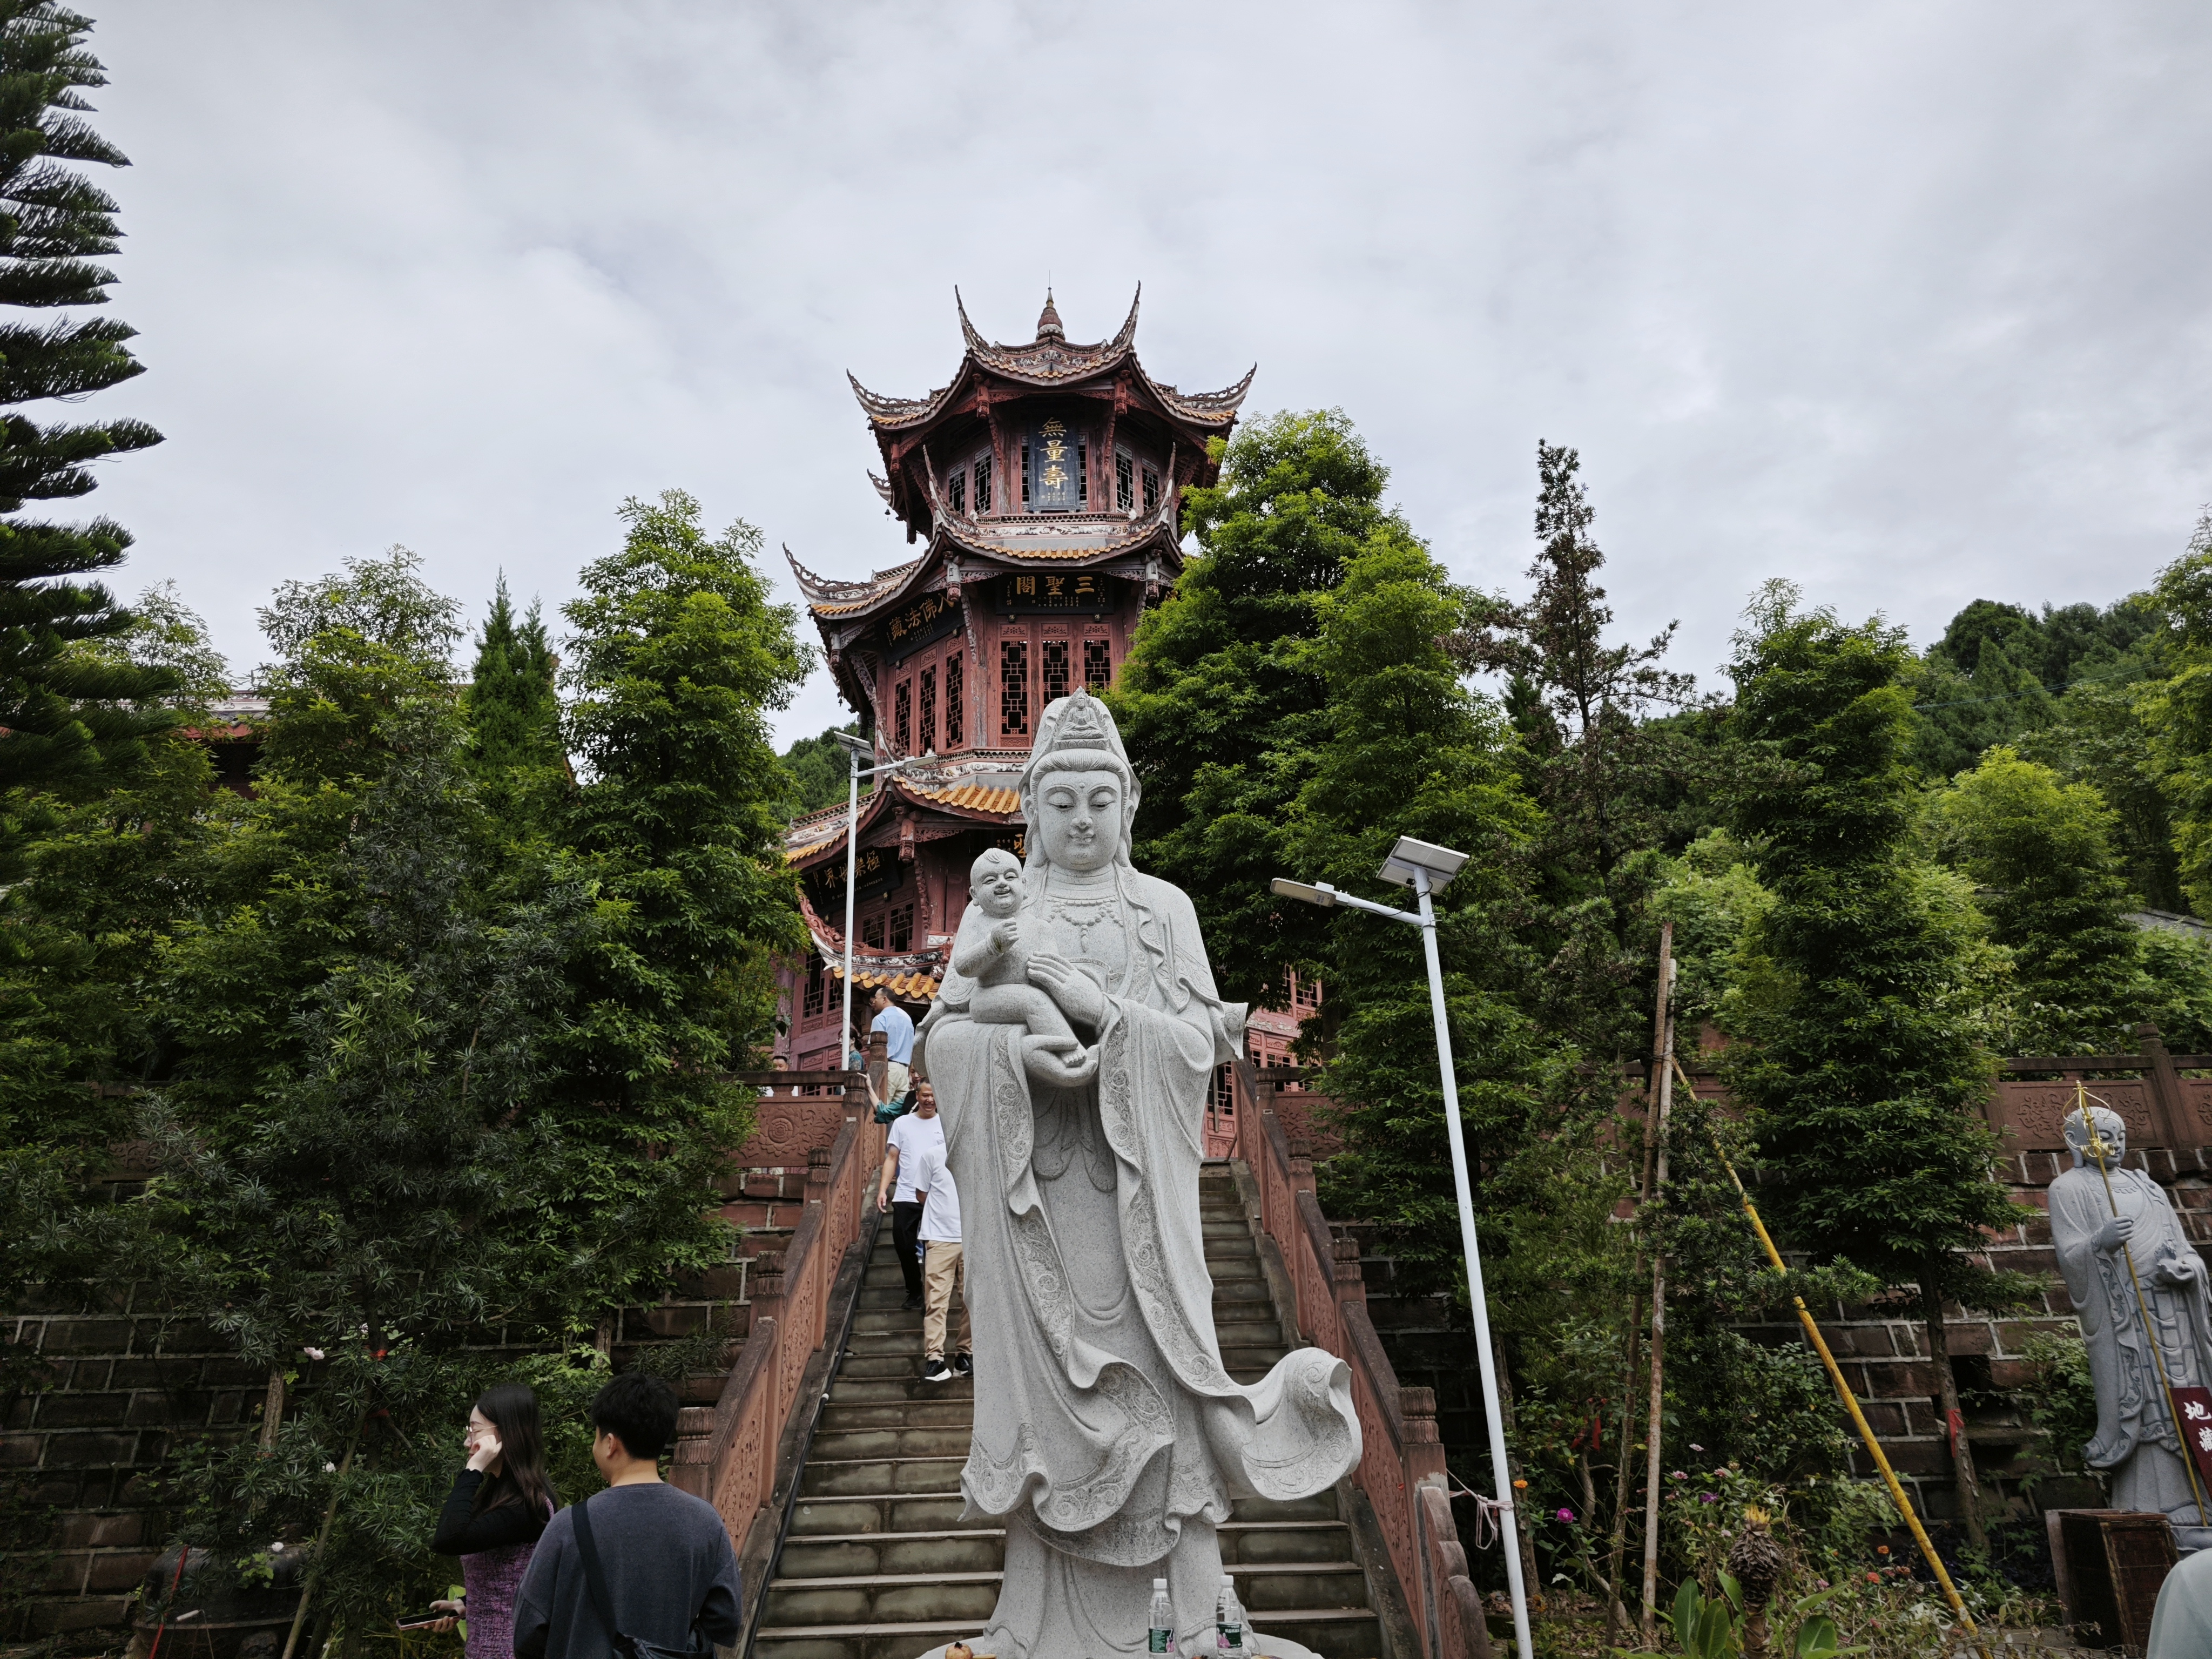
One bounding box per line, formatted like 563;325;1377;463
881;590;961;665
995;571;1114;616
1028;417;1082;511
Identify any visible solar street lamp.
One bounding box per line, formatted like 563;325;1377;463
834;732;913;1066
1270;835;1533;1659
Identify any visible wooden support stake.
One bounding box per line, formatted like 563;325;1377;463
1607;923;1671;1643
1637;1000;1676;1643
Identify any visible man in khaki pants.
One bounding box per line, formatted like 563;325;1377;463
911;1134;968;1384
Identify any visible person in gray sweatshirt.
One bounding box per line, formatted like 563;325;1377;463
512;1373;741;1659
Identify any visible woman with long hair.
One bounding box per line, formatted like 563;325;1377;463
428;1382;558;1659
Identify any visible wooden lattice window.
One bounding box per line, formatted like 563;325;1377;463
1020;444;1030;507
1000;639;1029;737
1083;638;1111;691
802;959;826;1019
945;655;965;747
949;470;965;514
974;456;992;514
862;912;886;949
1116;452;1134;511
894;678;912;754
1292;972;1321;1011
919;667;937;756
888;903;913;952
1142;466;1159;512
1042;639;1070;704
1211;1063;1234;1117
1077;443;1088;504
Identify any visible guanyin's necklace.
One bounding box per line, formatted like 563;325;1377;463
1047;892;1116;956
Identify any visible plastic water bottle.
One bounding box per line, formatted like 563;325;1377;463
1148;1577;1174;1654
1215;1575;1245;1655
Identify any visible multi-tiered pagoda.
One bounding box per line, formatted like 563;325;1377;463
773;289;1255;1070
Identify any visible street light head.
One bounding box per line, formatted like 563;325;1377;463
833;731;876;760
1379;836;1469;893
1270;878;1337;908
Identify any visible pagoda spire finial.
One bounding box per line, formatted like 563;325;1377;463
1036;288;1064;341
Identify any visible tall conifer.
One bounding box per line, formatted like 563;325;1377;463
465;574;562;778
0;3;168;797
1723;582;2031;1550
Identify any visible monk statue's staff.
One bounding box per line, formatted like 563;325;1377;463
1676;1056;1993;1659
2075;1078;2210;1522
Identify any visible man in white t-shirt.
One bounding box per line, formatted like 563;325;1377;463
874;1083;941;1312
912;1135;967;1384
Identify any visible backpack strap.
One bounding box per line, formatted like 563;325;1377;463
569;1496;626;1656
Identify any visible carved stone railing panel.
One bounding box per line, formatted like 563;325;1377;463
672;1082;884;1581
1230;1058;1489;1659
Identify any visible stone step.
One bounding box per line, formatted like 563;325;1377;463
774;1520;1353;1576
753;1616;986;1659
761;1563;1370;1636
1222;1346;1289;1371
811;1425;974;1461
752;1610;1381;1659
778;1529;1004;1580
851;1305;965;1336
1213;1320;1289;1347
799;1455;966;1499
828;1375;976;1404
789;1495;982;1537
818;1399;976;1431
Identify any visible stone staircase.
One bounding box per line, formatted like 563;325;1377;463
752;1162;1386;1659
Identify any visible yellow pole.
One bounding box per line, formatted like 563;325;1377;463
2074;1080;2209;1521
1676;1057;1991;1659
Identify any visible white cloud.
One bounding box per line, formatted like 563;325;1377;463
67;0;2212;736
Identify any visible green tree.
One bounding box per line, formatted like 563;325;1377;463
1294;535;1550;1293
1110;409;1407;1007
1454;441;1702;1067
1930;745;2140;1051
780;723;861;819
2139;516;2212;915
465;574;562;775
541;490;812;1297
1722;581;2032;1551
0;4;169;800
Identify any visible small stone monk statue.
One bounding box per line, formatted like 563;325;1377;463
2050;1103;2212;1550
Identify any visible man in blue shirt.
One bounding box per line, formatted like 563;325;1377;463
870;986;915;1104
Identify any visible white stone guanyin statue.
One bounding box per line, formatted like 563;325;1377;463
914;690;1361;1659
2050;1103;2212;1550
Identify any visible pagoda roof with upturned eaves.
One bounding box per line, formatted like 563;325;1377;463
846;286;1253;439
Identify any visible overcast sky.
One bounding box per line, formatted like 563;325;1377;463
71;2;2212;743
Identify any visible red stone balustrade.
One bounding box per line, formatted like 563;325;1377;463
1230;1057;1493;1659
672;1076;884;1633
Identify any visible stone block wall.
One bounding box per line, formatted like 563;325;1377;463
3;1153;828;1646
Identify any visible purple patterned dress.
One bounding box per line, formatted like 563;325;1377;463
460;1529;539;1659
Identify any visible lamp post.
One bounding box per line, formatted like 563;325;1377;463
832;732;912;1074
1271;836;1534;1659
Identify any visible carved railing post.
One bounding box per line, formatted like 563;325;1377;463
1333;1235;1367;1310
2140;1023;2191;1154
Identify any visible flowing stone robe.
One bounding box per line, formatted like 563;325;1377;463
922;863;1361;1659
2051;1159;2212;1548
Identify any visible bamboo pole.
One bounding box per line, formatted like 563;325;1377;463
1681;1056;1991;1659
2074;1080;2209;1522
1637;962;1678;1643
279;1413;365;1659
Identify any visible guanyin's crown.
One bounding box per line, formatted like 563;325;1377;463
1022;687;1132;783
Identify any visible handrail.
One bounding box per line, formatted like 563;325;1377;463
671;1094;884;1639
1230;1057;1492;1659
